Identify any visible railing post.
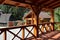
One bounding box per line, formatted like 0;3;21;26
33;25;37;37
50;9;54;31
4;31;6;40
22;28;24;40
30;5;41;37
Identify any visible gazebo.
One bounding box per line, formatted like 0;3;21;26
0;0;60;40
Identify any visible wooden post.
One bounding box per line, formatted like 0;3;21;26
22;28;24;40
33;26;37;37
29;6;37;37
31;12;37;36
30;5;41;37
50;9;54;31
36;13;39;37
4;31;6;40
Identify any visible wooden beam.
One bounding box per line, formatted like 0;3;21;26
42;0;54;6
1;0;11;4
45;0;57;5
39;0;49;4
47;1;60;8
12;0;37;6
0;0;5;4
51;3;60;9
4;0;30;8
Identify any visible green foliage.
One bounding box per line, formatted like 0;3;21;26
46;8;60;30
0;4;30;20
54;7;60;30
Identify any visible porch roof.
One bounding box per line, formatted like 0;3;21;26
0;0;60;9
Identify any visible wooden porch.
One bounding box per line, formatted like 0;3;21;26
0;0;60;40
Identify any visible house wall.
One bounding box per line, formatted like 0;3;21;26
24;18;36;25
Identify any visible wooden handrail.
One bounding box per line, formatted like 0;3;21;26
38;22;60;25
0;22;60;30
0;25;35;30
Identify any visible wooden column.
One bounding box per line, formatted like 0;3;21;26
29;6;37;37
31;12;38;37
50;9;54;31
31;5;41;37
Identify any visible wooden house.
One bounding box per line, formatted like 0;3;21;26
23;11;51;25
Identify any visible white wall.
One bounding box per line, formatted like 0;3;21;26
0;14;11;23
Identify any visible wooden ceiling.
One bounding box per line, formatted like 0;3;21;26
0;0;60;9
11;0;60;9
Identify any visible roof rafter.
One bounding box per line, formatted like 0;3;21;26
42;0;54;6
47;1;60;8
0;0;5;4
4;0;31;8
51;3;60;9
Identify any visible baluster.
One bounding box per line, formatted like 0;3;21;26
50;23;54;31
4;31;6;40
39;25;42;34
41;24;45;33
22;28;24;40
45;24;48;32
33;25;37;37
45;24;50;32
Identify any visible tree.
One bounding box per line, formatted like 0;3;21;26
54;7;60;30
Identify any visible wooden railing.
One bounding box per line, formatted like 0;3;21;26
0;22;60;40
38;22;54;34
0;25;36;40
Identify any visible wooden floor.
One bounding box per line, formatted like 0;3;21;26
26;30;60;40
